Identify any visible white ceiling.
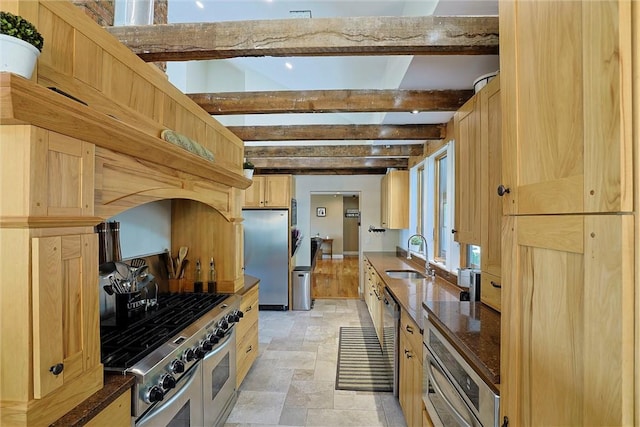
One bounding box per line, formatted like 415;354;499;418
165;0;500;146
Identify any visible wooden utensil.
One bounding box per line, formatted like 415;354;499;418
177;246;188;270
175;246;188;278
164;251;176;279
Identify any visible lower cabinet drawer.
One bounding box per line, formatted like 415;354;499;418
237;286;259;336
400;309;421;353
480;271;501;312
236;326;259;387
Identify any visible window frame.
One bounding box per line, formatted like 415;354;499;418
433;150;448;263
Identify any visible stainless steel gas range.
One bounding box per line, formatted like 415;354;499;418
100;292;243;426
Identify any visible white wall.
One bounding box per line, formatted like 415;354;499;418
295;175;402;266
109;200;172;259
310;194;344;256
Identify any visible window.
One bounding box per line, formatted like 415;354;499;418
416;164;425;239
434;152;448;261
467;244;481;269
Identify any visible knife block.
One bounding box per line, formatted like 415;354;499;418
115;291;144;326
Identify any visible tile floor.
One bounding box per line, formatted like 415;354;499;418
225;299;408;427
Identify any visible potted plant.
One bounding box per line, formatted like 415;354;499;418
0;11;44;79
243;158;255;179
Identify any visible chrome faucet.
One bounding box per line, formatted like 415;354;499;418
407;234;435;277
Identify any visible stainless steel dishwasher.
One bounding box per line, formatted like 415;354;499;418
382;288;400;396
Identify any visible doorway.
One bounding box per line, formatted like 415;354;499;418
309;193;360;259
310;192;360;299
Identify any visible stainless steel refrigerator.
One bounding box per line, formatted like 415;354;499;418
243;209;289;310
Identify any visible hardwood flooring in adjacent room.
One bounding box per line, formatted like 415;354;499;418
312;255;360;299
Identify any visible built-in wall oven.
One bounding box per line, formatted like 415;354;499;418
422;314;499;427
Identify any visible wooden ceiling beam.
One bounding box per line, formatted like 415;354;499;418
244;144;423;158
255;167;389;175
229;124;444;141
249;156;408;169
189;89;474;114
106;16;499;62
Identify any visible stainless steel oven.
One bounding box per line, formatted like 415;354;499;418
136;361;204;427
422;314;499;427
100;292;243;427
202;326;237;427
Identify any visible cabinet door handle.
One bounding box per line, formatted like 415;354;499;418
405;325;414;334
246;345;253;354
404;349;413;359
497;184;511;197
246;305;253;312
502;416;509;427
491;281;502;289
451;229;457;234
49;363;64;376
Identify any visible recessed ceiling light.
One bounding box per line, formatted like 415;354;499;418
195;1;204;9
411;110;420;114
285;62;293;70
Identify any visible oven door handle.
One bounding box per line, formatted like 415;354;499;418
428;357;476;427
203;328;234;361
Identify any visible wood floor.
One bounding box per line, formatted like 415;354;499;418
311;255;360;299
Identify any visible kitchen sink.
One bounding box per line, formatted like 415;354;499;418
385;269;426;279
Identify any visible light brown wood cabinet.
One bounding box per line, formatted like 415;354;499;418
398;310;422;427
500;2;632;216
500;1;636;425
1;2;248;425
32;233;100;399
1;124;103;425
502;215;633;426
479;76;502;311
244;175;292;208
454;96;481;245
381;170;409;229
236;284;259;387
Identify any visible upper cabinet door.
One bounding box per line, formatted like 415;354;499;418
500;0;632;215
454;96;481;245
264;175;291;207
480;76;502;279
244;176;265;207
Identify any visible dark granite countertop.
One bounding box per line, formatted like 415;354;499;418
363;252;462;331
239;274;260;295
364;251;500;391
423;300;501;390
50;372;135;426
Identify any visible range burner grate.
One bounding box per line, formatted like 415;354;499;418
100;292;229;370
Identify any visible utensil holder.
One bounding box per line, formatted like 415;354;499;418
168;278;185;293
115;291;145;326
